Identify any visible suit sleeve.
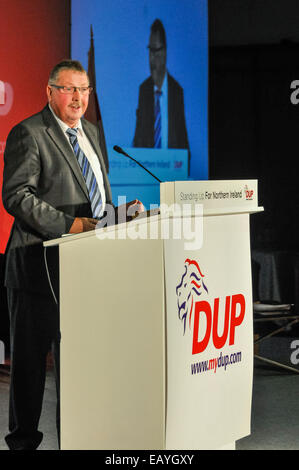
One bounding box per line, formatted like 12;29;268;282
2;124;74;239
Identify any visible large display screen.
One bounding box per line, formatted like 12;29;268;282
72;0;208;208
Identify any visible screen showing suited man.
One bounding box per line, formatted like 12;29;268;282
133;19;189;154
71;1;208;204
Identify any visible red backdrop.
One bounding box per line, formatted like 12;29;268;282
0;0;70;253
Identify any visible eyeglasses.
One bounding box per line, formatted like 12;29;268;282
50;84;93;95
147;45;165;56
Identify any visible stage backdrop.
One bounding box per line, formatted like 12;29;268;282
71;0;208;208
0;0;70;253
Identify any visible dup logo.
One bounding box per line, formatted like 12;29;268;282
0;80;13;116
176;258;246;355
244;184;254;201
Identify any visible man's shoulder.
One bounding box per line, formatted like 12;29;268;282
167;73;183;92
81;117;99;138
9;106;49;133
139;76;154;90
139;74;183;92
81;116;97;130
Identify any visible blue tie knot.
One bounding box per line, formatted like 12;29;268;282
66;127;78;138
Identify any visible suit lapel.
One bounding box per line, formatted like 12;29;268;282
42;106;89;199
82;120;101;163
147;77;155;146
82;119;112;204
167;73;175;148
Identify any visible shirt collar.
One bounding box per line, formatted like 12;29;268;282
48;104;83;135
154;71;168;95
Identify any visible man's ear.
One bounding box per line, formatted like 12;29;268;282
46;85;52;101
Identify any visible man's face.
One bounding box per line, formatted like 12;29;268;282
47;69;89;127
149;31;166;89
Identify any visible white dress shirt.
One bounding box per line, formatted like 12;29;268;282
49;105;106;216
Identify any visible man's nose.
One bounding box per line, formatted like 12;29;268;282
72;88;80;99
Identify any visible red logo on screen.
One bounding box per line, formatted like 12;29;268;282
0;81;5;105
0;81;13;115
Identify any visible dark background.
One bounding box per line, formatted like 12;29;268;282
209;0;299;251
1;0;299;351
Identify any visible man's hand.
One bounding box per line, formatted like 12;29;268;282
69;217;99;233
126;199;145;219
116;199;145;224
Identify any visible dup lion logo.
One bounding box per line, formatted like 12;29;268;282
176;258;208;334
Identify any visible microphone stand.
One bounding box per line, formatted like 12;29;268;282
113;145;162;183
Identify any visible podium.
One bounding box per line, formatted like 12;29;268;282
44;180;263;450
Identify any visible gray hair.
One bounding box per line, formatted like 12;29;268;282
48;60;88;84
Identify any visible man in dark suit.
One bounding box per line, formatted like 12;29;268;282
2;59;142;450
133;19;189;158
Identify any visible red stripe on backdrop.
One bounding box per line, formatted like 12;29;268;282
0;0;70;253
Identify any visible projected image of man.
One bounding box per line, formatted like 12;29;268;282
133;19;189;154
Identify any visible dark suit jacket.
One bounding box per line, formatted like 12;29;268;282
2;105;112;294
133;73;189;151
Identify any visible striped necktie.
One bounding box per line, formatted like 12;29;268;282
66;127;102;218
154;89;162;148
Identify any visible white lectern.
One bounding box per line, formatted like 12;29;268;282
44;180;263;450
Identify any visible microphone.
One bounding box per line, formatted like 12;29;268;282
113;145;162;183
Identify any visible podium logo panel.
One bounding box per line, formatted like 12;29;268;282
176;258;246;357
